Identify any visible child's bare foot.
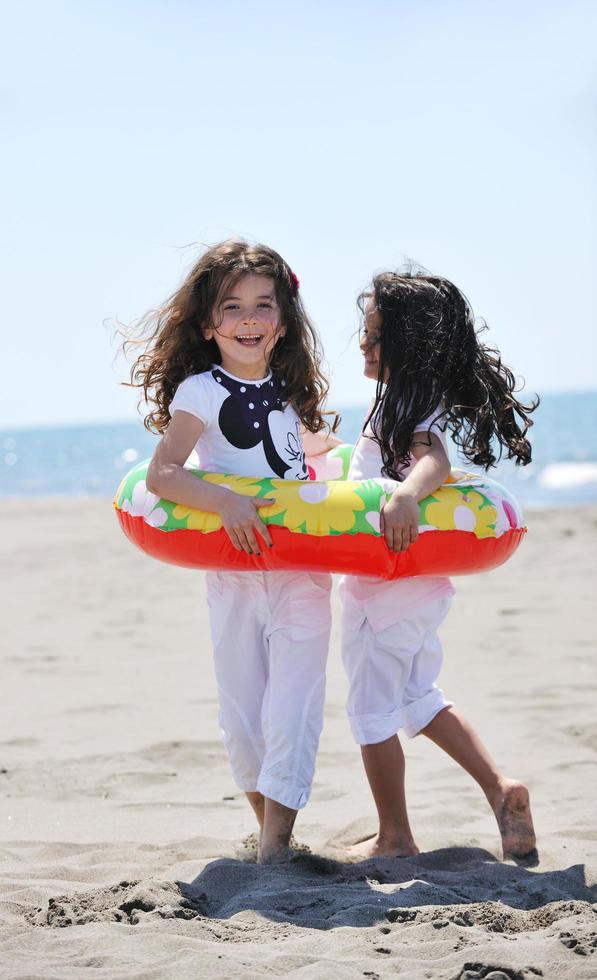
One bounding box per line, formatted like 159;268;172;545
258;843;291;864
257;799;297;864
251;835;310;863
346;833;420;860
490;779;537;860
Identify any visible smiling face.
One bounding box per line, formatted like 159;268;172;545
204;273;285;379
359;297;383;381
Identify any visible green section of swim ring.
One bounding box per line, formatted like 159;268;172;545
324;442;353;480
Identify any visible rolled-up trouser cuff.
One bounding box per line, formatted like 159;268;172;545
349;688;453;745
256;774;311;811
228;774;259;793
402;689;453;738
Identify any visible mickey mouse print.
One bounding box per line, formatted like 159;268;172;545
169;367;310;481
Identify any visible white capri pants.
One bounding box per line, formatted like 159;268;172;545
206;569;332;810
340;577;453;744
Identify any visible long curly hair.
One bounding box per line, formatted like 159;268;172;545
122;239;333;434
360;269;539;480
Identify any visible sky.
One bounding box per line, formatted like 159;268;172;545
2;0;596;429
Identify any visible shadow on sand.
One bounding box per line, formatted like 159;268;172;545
26;843;596;960
178;846;597;929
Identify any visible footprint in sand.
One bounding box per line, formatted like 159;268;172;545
559;929;597;956
563;722;597;751
26;879;207;928
453;964;543;979
138;740;226;770
0;737;38;748
385;900;594;939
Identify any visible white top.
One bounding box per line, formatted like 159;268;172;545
343;402;454;615
170;366;308;480
349;404;450;481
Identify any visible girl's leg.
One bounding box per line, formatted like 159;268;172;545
347;734;419;859
259;800;298;863
400;599;536;859
420;706;536;859
341;586;441;858
257;572;332;863
207;573;268;831
246;791;265;831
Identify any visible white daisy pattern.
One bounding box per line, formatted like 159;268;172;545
121;479;168;528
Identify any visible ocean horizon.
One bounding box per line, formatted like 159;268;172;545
2;390;597;508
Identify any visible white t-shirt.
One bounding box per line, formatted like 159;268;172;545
170;366;309;480
349;404;451;483
343;402;454;616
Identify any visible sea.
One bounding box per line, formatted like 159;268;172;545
1;391;597;508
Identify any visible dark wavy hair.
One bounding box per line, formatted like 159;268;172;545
360;269;539;480
122;239;334;434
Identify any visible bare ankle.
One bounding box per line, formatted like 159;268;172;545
258;798;297;864
482;775;507;804
347;831;419;860
485;775;520;806
376;823;415;846
258;827;293;863
258;842;290;864
379;835;415;851
246;791;265;830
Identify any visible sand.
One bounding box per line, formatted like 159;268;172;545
1;498;596;979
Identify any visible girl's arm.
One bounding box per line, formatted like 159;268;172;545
146;411;274;555
300;426;343;457
381;433;451;553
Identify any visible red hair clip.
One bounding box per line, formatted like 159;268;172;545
289;270;300;293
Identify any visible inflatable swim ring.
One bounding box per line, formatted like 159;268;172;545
114;445;525;579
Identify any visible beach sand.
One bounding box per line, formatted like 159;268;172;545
1;499;596;979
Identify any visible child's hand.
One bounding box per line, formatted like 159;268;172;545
218;492;275;555
380;491;420;552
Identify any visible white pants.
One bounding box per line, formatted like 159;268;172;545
206;569;332;810
340;576;453;744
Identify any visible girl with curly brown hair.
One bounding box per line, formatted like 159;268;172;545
126;239;339;862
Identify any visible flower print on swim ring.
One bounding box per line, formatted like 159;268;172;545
114;445;526;580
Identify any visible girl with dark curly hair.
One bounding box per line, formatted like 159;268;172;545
125;239;339;862
341;268;538;862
